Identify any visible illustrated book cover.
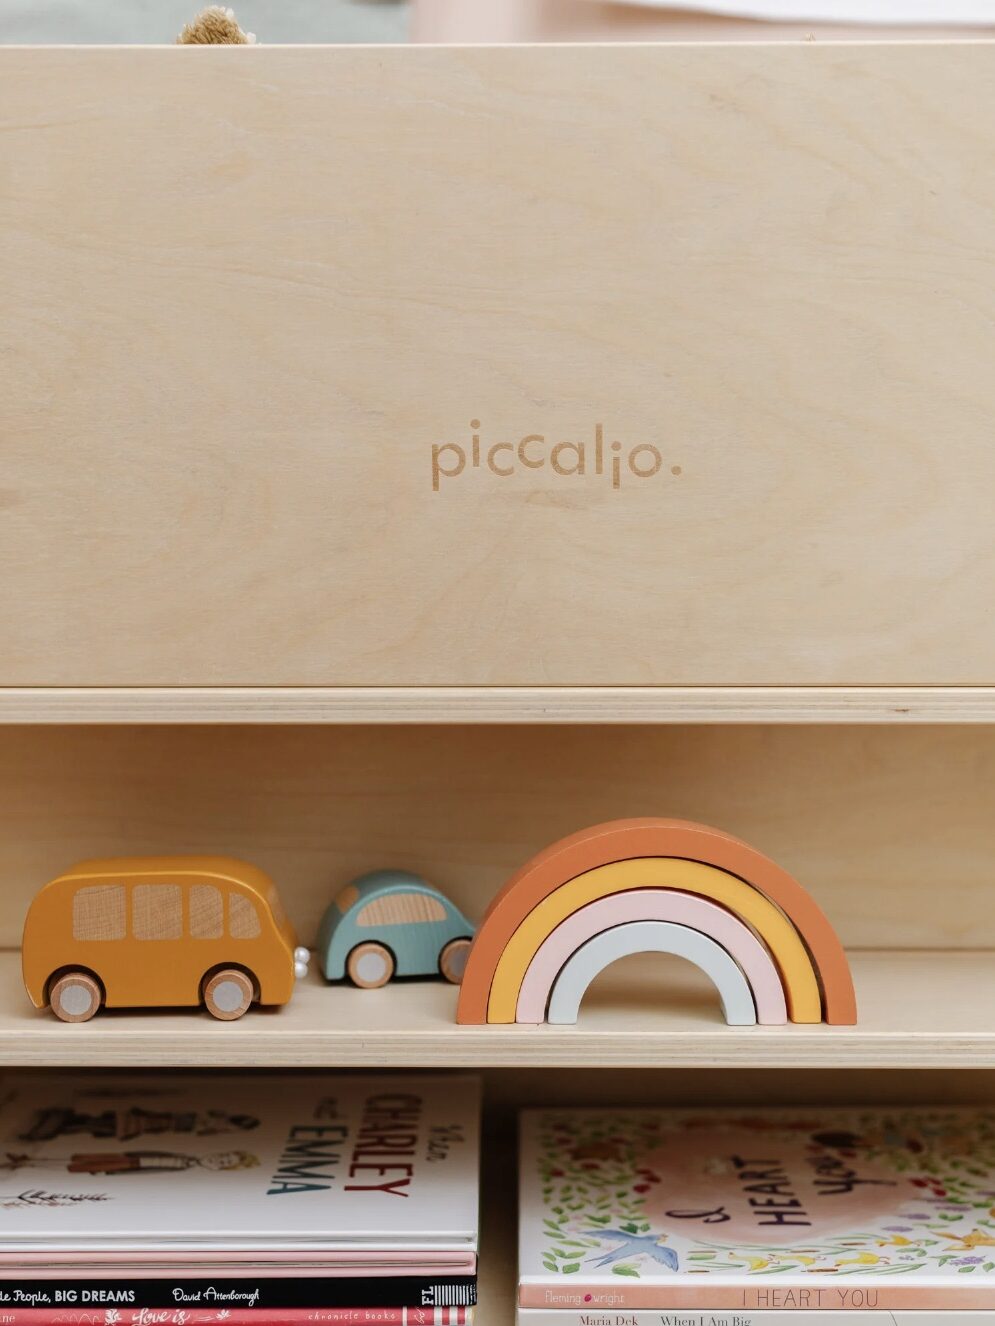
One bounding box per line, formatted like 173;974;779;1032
0;1073;479;1253
519;1107;995;1313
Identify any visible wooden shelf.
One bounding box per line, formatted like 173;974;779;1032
1;949;993;1070
4;686;995;725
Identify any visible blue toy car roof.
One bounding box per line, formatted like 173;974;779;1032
331;870;473;934
346;869;440;903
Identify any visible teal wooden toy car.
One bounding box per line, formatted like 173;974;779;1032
317;870;475;989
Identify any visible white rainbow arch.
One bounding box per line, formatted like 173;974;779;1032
516;889;788;1025
546;920;758;1026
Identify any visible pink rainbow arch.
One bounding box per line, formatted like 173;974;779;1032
515;890;789;1025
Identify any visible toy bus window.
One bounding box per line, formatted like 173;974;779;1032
356;893;447;927
229;892;261;939
266;883;287;929
73;885;126;941
189;884;223;939
132;884;183;941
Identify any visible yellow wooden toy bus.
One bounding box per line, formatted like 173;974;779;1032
22;856;309;1022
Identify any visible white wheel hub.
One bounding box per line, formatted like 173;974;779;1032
211;979;246;1014
355;950;390;985
60;983;95;1017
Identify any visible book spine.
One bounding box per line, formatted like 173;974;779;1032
0;1311;471;1325
0;1280;476;1313
517;1312;992;1326
517;1285;995;1311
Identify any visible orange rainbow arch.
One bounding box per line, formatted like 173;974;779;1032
456;818;857;1027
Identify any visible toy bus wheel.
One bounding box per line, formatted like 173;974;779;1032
346;943;395;989
49;971;101;1023
203;968;254;1021
439;938;472;985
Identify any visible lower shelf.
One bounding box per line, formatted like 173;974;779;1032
1;949;993;1068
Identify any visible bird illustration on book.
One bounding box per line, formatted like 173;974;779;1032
836;1252;887;1267
584;1230;679;1271
945;1230;995;1251
741;1255;774;1272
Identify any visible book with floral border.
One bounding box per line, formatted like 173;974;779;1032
519;1107;995;1313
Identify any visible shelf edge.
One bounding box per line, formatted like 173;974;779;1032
3;686;995;724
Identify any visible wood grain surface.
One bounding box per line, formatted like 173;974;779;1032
0;723;993;951
5;687;995;723
3;43;995;685
0;949;993;1069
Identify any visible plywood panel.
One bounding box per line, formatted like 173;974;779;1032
1;951;994;1069
5;686;995;723
0;724;993;950
3;44;995;685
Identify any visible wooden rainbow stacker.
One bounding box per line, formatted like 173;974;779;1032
456;818;856;1028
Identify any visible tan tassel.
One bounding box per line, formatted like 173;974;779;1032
177;7;257;44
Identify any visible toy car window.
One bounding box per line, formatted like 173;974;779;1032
189;884;223;939
132;884;183;941
356;893;447;927
229;892;261;939
335;884;360;915
73;884;126;941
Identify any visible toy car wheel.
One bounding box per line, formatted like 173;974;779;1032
203;968;254;1021
346;942;395;989
49;971;102;1023
439;938;472;985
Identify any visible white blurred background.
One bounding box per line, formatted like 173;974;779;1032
2;0;993;43
0;0;410;43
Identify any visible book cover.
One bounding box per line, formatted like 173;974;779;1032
519;1108;995;1312
0;1074;479;1252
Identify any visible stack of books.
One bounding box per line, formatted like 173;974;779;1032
519;1105;995;1324
0;1072;479;1325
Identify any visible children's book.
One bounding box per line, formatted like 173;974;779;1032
0;1074;479;1255
519;1107;995;1313
518;1314;991;1325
